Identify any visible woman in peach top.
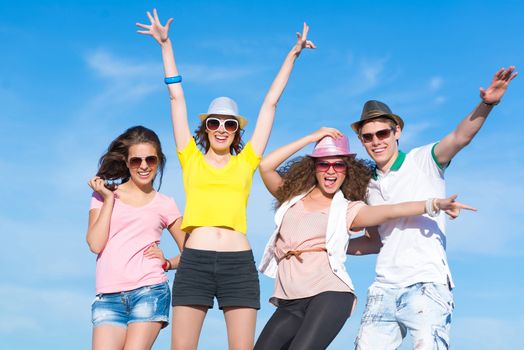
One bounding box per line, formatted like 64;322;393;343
256;128;474;349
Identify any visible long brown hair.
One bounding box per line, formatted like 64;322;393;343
96;126;166;190
274;156;373;207
194;115;244;155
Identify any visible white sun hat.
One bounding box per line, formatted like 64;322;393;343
199;96;248;129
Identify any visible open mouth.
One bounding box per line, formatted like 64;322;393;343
323;176;338;188
214;134;229;143
137;170;151;179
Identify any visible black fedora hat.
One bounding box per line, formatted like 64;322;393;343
351;100;404;133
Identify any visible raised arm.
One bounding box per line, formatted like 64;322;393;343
434;66;517;166
259;128;342;196
250;23;316;155
351;195;476;229
137;9;192;150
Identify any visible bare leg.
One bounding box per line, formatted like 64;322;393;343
93;325;127;350
171;305;208;350
123;322;163;350
223;306;257;350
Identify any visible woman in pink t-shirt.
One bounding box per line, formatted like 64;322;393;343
256;128;475;349
86;126;185;350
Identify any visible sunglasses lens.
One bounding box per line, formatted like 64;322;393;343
333;162;347;172
224;119;239;132
206;118;220;130
315;162;330;172
129;157;142;168
361;133;373;143
376;129;392;140
145;156;158;167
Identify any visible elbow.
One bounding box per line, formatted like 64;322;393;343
86;237;103;255
259;159;272;173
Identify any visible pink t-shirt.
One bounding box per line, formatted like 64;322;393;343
90;191;181;294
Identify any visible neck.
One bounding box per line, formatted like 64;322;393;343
377;149;399;173
311;187;335;201
124;179;154;194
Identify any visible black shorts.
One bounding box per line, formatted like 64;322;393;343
172;248;260;310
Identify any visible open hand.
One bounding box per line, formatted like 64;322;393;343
435;194;477;220
480;66;518;105
136;8;173;45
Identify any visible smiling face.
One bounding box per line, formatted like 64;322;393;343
126;143;159;188
204;115;240;154
359;119;401;171
314;156;347;196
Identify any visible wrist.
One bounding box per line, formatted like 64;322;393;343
160;38;172;49
481;100;499;106
425;198;441;217
162;258;172;271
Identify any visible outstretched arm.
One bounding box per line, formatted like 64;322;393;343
259;128;342;197
137;9;192;150
250;23;316;155
434;66;517;166
351;195;476;229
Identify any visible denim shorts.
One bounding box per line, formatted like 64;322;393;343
91;282;170;328
355;282;454;350
172;248;260;310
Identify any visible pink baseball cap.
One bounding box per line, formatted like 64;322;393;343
308;135;356;158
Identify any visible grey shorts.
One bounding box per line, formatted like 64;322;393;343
172;248;260;310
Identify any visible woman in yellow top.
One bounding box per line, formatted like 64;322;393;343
137;9;315;349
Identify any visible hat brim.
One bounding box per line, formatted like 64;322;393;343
307;152;357;158
351;113;404;133
199;113;248;129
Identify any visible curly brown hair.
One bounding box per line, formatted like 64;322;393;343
194;115;244;155
274;156;373;207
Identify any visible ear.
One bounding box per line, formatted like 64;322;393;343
394;124;402;141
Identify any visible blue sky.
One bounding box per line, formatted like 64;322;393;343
1;0;522;349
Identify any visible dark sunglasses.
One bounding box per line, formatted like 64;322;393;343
315;160;347;173
360;128;395;143
128;155;158;169
205;117;239;133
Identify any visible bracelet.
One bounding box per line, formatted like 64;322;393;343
425;198;441;217
162;259;172;271
164;75;182;84
481;100;499;106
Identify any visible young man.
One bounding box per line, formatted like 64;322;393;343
348;66;517;350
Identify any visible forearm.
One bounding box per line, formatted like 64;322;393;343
263;48;300;106
159;39;190;149
259;134;314;173
352;201;426;228
86;199;114;254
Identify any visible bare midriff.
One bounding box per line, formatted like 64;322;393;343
185;226;251;251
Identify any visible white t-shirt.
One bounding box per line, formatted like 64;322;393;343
367;143;454;288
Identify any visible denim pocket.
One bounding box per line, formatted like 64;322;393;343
422;283;453;314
